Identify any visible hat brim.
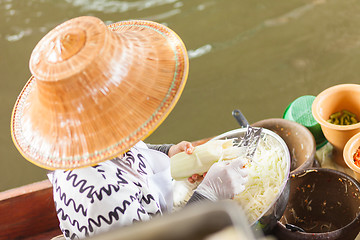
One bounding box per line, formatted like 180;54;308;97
11;19;189;170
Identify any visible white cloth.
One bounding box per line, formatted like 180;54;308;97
47;141;172;239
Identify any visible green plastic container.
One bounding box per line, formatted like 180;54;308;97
283;95;327;149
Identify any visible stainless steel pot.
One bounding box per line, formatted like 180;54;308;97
212;128;291;234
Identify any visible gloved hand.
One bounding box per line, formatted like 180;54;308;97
195;158;249;201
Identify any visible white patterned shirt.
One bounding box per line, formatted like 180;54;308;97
47;141;173;239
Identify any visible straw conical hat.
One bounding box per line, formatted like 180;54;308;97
11;16;188;170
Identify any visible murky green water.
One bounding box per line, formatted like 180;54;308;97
1;0;360;191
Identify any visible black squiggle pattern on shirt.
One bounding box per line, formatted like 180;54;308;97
62;228;80;240
133;181;142;187
51;146;163;240
87;200;132;232
92;165;107;179
115;168;128;185
136;205;146;222
56;192;145;238
53;177;88;216
91;184;121;202
123;152;135;168
148;209;161;218
129;191;141;202
65;171;95;199
142;194;155;205
65;170;124;204
56;202;90;237
137;153;147;175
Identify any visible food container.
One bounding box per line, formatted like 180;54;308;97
312;84;360;166
272;168;360;240
212;128;291;234
344;131;360;181
252;118;316;173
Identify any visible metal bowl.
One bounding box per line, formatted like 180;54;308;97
211;128;291;234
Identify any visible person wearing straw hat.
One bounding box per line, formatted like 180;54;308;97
11;16;248;239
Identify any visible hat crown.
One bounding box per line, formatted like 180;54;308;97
46;30;86;63
29;16;107;82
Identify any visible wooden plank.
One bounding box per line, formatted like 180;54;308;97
24;229;62;240
0;180;60;240
24;229;63;240
0;179;52;200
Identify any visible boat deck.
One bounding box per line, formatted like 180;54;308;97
2;139;360;240
0;180;61;240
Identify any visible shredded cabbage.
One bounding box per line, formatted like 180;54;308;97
234;134;288;223
172;133;288;223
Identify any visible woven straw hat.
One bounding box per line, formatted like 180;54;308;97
11;16;188;170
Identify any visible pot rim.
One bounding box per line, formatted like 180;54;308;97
312;84;360;131
344;132;360;173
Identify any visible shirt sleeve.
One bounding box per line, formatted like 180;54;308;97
146;144;174;156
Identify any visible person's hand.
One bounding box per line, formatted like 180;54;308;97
188;173;206;184
168;141;204;184
168;141;194;157
195;157;248;201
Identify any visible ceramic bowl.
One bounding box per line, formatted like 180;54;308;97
344;131;360;181
272;168;360;240
312;84;360;166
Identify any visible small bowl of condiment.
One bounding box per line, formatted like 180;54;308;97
312;84;360;166
344;132;360;181
272;168;360;240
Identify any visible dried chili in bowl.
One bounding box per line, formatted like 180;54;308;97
353;146;360;167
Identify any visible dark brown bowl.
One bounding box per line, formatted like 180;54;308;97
272;168;360;240
252;118;316;173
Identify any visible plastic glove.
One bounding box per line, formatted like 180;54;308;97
195;157;249;201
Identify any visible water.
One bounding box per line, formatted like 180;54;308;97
1;0;360;191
